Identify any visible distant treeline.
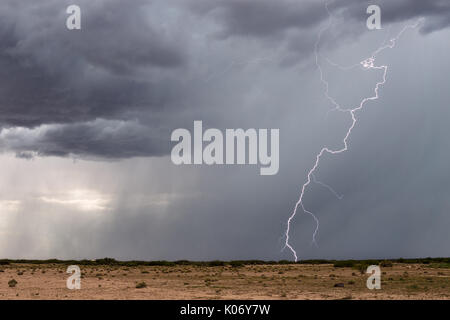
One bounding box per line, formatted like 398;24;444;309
0;257;449;267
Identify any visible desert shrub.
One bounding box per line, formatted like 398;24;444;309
146;261;175;267
174;260;191;266
333;260;356;268
430;263;450;269
136;282;147;289
207;261;226;267
300;259;330;265
380;260;393;267
95;258;118;265
8;279;17;287
230;261;244;268
353;263;370;274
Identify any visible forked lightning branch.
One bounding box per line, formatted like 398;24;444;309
284;1;424;262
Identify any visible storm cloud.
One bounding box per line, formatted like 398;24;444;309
1;0;450;159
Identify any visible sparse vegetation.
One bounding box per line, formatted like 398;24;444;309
0;257;446;267
0;260;448;299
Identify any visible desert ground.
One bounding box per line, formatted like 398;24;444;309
0;261;449;300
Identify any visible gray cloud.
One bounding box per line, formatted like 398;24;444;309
0;119;169;159
335;0;450;34
0;0;187;129
191;0;450;38
188;0;327;38
2;0;450;159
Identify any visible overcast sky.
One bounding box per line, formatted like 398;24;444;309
0;0;449;261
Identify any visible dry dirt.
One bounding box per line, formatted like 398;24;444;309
0;263;449;300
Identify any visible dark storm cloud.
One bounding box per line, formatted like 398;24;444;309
187;0;327;38
0;0;191;158
186;0;450;68
333;0;450;34
0;0;186;126
0;119;169;158
2;0;450;160
190;0;450;39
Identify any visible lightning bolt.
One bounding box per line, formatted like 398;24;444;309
284;0;424;262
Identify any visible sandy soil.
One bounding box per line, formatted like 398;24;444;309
0;263;448;300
